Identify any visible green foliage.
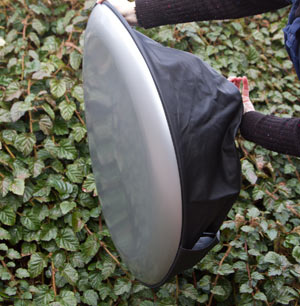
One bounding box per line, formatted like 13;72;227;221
0;1;300;305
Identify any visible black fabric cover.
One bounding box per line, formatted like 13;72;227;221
103;2;242;287
131;32;243;237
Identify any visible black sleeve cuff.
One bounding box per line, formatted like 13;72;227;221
135;0;289;29
240;111;300;157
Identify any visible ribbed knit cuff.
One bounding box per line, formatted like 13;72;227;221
241;111;300;157
135;0;289;29
135;0;174;29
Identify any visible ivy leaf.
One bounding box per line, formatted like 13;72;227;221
34;286;55;305
49;178;73;195
66;164;83;183
57;139;77;160
31;160;45;178
292;246;300;264
240;283;253;294
217;264;235;275
42;36;60;53
140;301;155;306
40;224;58;241
181;284;198;300
252;186;265;200
57;291;77;306
39;115;53;135
2;129;17;144
10;101;32;122
242;160;258;185
0;205;16;226
211;286;226;296
61;263;78;285
33;62;55;80
80;234;100;263
58;100;76;121
0;151;12;168
72;211;85;233
60;201;76;215
83;290;99;306
264;251;281;265
44;138;58;157
29;4;51;16
98;284;111;300
14;133;36;156
0;177;12;197
266;228;278;241
70;51;82;70
42;103;55;120
0;243;8;252
9;178;25;196
51;159;64;173
0;109;12;123
16;268;30;279
84;0;95;10
0;37;5;47
71;124;86;142
34;186;51;198
89;271;103;290
56;228;79;251
6;249;21;260
247;207;260;218
21;210;40;231
101;258;116;279
53;118;69;135
5;82;23;101
82;174;96;193
50;79;66;98
251;271;265;281
247;45;259;63
0;227;11;240
52;252;66;269
13;162;31;179
23;185;34;204
114;278;132;295
28;253;48;278
5;287;17;296
70;252;85;269
71;85;83;103
28;32;40;47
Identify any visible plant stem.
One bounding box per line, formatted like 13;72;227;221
208;244;233;306
51;261;57;296
3;143;15;159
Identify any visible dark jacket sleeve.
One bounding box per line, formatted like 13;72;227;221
240;111;300;157
135;0;289;28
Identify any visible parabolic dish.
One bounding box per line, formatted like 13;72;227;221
83;3;182;286
83;2;242;287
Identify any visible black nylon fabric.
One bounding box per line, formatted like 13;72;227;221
132;31;243;249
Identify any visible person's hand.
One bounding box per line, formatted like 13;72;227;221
228;76;255;114
97;0;138;26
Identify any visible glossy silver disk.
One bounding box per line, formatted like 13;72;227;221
83;4;182;286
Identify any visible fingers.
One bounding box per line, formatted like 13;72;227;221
228;76;254;114
228;76;242;89
242;76;249;98
97;0;105;3
240;76;255;114
235;78;242;90
227;76;236;82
